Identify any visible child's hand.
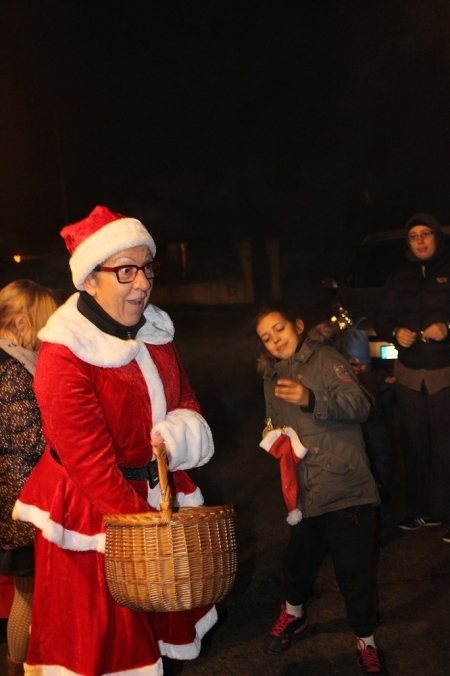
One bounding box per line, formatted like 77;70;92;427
275;376;309;406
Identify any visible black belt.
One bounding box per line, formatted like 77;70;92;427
120;461;159;488
49;449;159;488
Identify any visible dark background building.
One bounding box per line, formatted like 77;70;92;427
2;0;450;296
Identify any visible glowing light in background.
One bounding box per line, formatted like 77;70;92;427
13;254;47;264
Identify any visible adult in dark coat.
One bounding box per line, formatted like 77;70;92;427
373;213;450;541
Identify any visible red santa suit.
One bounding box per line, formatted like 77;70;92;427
13;293;216;676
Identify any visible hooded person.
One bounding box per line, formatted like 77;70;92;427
13;205;216;676
373;212;450;540
405;212;446;262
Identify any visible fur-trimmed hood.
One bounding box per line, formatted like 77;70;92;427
305;320;339;345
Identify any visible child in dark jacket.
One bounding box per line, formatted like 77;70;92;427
255;302;389;676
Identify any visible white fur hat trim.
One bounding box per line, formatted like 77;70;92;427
70;217;156;290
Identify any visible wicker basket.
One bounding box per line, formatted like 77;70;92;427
103;446;237;612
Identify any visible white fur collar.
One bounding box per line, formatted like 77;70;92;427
38;293;174;368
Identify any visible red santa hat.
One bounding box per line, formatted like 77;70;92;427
260;427;308;525
60;205;157;290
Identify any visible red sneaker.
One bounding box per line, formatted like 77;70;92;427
263;604;308;655
357;639;389;674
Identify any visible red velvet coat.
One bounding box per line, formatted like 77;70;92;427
15;295;214;551
13;295;216;676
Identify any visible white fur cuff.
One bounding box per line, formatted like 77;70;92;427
151;409;214;471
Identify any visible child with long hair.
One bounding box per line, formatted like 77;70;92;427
0;280;57;676
254;302;389;675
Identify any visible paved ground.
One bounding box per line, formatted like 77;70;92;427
1;306;449;675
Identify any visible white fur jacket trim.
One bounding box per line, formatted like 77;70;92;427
38;293;175;367
13;501;106;553
158;606;218;660
38;293;214;472
147;485;204;511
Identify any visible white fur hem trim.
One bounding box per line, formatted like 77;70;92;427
70;217;156;290
259;427;308;459
147;485;204;510
287;508;303;525
158;605;218;660
24;658;164;676
174;487;204;507
13;500;106;553
147;484;161;510
152;409;214;471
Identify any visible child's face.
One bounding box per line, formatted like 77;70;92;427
257;311;304;360
348;357;369;375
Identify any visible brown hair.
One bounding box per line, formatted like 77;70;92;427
253;301;303;371
0;280;58;350
253;301;301;334
253;301;339;371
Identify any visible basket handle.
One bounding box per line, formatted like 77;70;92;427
154;442;173;522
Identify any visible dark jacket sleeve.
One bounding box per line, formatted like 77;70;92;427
303;348;371;425
373;272;401;343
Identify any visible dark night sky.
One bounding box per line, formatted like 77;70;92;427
2;0;450;261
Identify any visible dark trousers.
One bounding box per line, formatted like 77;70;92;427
396;382;450;521
282;505;376;638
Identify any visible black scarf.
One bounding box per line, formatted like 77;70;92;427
77;291;146;340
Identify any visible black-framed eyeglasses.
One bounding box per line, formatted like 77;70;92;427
94;261;161;283
408;230;434;242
